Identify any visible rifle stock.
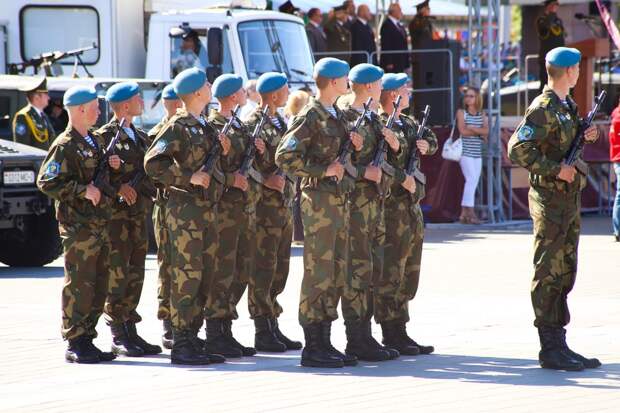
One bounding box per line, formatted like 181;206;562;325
92;117;125;198
405;105;430;184
564;90;606;174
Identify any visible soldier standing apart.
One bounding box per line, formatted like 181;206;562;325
536;0;565;93
96;82;161;357
325;5;352;63
37;86;121;363
247;72;302;352
338;63;400;362
374;73;437;356
13;77;56;150
204;74;265;358
148;84;183;349
144;68;230;365
508;47;601;371
277;58;362;368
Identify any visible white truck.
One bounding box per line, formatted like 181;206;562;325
0;0;315;86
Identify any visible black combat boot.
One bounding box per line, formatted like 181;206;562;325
125;321;162;355
344;320;390;362
204;319;243;358
381;320;420;356
557;327;601;369
272;317;302;350
110;323;144;357
171;329;211;365
364;320;399;359
254;317;287;352
186;334;225;364
161;319;173;350
65;336;100;364
396;321;434;355
222;319;256;356
321;321;358;366
538;326;584;371
86;337;116;362
300;323;344;368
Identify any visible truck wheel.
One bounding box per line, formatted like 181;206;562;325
0;210;62;267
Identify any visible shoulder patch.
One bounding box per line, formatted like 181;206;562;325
15;122;27;136
283;136;297;151
518;125;535;142
43;161;61;179
151;139;168;156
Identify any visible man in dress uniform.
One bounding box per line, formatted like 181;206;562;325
325;5;352;63
537;0;565;93
409;0;434;50
13;77;56;150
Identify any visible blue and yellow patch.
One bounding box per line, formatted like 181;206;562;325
43;161;61;179
152;140;167;155
284;136;297;151
518;125;535;142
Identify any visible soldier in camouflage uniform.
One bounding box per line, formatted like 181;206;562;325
337;63;401;362
148;84;183;349
247;72;302;352
95;82;161;357
508;47;601;371
37;86;121;364
204;74;266;358
276;58;363;368
13;77;56;151
374;73;437;356
144;68;229;365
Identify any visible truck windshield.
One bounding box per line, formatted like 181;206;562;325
237;20;314;83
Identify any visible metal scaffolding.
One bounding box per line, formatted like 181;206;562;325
468;0;504;223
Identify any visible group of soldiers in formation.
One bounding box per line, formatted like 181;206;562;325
34;43;603;371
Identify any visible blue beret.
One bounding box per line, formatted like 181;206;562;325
212;74;243;99
349;64;384;84
382;73;409;91
105;81;140;103
162;84;178;100
63;86;98;107
314;57;350;79
545;47;581;67
257;72;288;94
173;67;207;96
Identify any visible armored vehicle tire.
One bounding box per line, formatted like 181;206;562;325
0;210;62;267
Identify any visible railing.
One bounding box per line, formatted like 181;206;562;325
524;54;539;114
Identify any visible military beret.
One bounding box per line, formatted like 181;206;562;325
173;67;207;96
257;72;288;94
545;47;581;67
314;57;350;79
162;84;178;100
105;81;140;103
349;63;384;84
63;86;98;107
382;73;409;91
212;74;243;99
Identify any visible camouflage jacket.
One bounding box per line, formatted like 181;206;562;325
276;97;355;195
147;117;171;205
246;107;294;208
382;112;438;202
13;104;55;151
508;86;588;193
37;126;111;226
94;117;155;216
143;108;225;204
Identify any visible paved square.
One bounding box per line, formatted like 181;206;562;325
1;216;619;412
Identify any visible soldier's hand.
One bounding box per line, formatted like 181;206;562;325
85;183;101;206
190;170;211;188
118;183;138;205
350;131;363;151
364;165;382;183
232;171;249;191
383;128;399;152
325;161;345;181
584;125;599;143
264;174;286;193
219;133;231;155
557;163;576;183
416;140;430;155
401;174;416;193
108;155;122;170
255;138;266;155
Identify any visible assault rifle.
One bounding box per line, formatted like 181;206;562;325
405;105;430;185
332;97;373;182
9;43;98;78
202;105;240;174
93;118;125;198
239;105;269;182
371;95;401;168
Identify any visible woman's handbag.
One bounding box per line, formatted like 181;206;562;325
441;119;462;162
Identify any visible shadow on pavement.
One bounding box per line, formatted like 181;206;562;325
0;266;64;279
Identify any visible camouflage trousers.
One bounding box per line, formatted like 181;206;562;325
341;186;385;323
529;187;581;328
153;201;172;320
166;191;218;332
60;222;110;341
104;211;148;325
205;199;256;320
375;196;424;323
299;189;349;326
248;198;293;319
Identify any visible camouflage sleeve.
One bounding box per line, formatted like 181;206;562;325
423;126;438;156
508;107;562;177
93;127;124;194
387;127;408;184
144;123;193;188
275;113;326;178
37;142;87;201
